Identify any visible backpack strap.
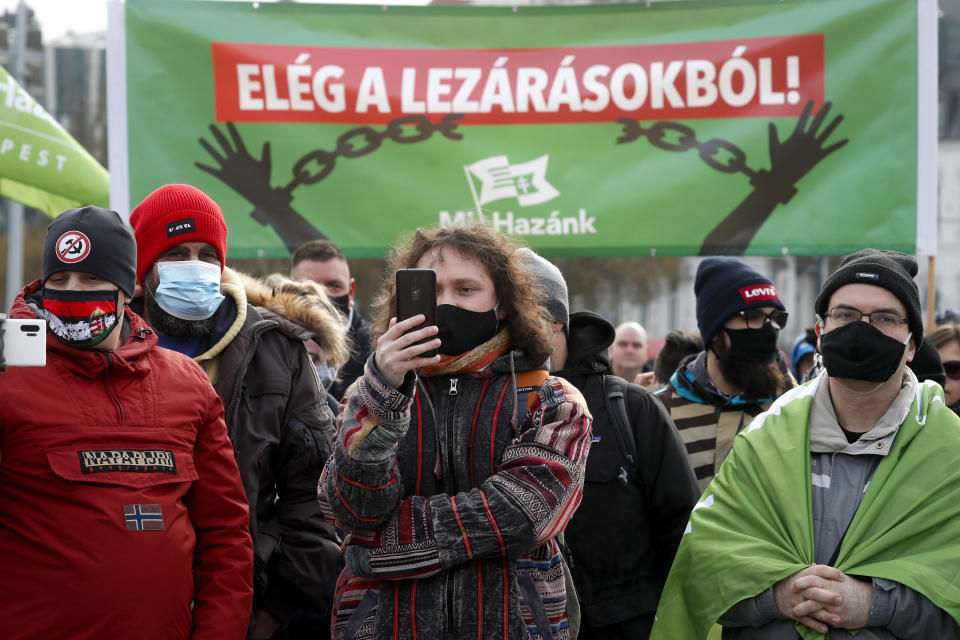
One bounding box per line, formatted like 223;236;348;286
602;375;638;481
516;369;549;417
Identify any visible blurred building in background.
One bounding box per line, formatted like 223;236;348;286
0;7;106;306
0;0;957;346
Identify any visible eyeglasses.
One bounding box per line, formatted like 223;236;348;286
824;306;908;335
944;360;960;381
737;309;788;330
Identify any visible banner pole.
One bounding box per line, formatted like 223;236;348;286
926;255;936;333
4;0;27;311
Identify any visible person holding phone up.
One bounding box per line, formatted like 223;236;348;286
0;206;253;639
318;225;593;640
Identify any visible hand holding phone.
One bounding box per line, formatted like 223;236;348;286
395;269;438;358
373;269;440;389
1;318;47;369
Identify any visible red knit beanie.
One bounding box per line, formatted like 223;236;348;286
129;184;228;284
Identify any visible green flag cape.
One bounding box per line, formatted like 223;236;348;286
650;374;960;640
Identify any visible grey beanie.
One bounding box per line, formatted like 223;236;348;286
515;248;569;331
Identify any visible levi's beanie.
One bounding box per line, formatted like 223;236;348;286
695;257;784;349
515;248;569;333
42;205;138;299
129;184;228;284
815;248;922;346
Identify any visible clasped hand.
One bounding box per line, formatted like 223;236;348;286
774;564;872;633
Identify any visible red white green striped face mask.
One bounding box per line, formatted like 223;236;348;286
42;288;121;349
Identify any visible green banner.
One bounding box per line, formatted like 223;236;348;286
0;65;108;216
118;0;925;258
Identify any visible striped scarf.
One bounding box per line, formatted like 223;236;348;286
420;328;511;376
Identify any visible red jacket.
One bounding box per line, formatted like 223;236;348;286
0;281;254;639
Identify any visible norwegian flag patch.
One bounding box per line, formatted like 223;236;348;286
123;504;165;531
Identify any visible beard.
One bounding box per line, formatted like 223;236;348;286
715;339;788;398
143;283;217;338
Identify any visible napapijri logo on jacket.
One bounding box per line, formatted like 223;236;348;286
738;284;779;303
78;449;177;474
165;218;196;238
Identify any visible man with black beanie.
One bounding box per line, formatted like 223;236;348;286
651;248;960;639
0;205;254;639
656;257;794;491
517;248;699;640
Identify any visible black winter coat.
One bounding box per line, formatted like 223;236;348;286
135;269;343;629
557;312;699;632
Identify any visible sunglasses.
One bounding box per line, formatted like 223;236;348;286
945;360;960;381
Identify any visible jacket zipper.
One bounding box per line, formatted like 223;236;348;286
446;377;459;486
445;377;460;636
101;352;124;423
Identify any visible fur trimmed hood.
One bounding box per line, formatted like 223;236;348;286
132;267;350;367
236;269;350;367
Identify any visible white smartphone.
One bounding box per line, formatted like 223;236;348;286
3;318;46;367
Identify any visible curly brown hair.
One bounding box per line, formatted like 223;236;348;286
370;226;553;365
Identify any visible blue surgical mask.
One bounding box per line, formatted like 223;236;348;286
315;364;338;391
154;260;225;321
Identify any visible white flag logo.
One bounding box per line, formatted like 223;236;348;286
464;154;559;212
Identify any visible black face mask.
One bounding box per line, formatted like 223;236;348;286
436;303;499;356
329;293;351;319
820;321;908;383
722;323;780;364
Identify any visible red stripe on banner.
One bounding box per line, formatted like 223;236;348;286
43;298;116;318
211;36;824;125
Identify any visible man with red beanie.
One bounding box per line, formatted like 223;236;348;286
130;184;342;640
0;205;254;639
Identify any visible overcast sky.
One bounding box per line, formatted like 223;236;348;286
0;0;107;42
0;0;433;44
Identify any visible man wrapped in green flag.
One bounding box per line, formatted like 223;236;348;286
651;249;960;640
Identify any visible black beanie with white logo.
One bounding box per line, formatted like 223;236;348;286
695;257;785;349
815;248;922;347
42;205;138;299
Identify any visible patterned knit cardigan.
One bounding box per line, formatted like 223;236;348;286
319;350;592;640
